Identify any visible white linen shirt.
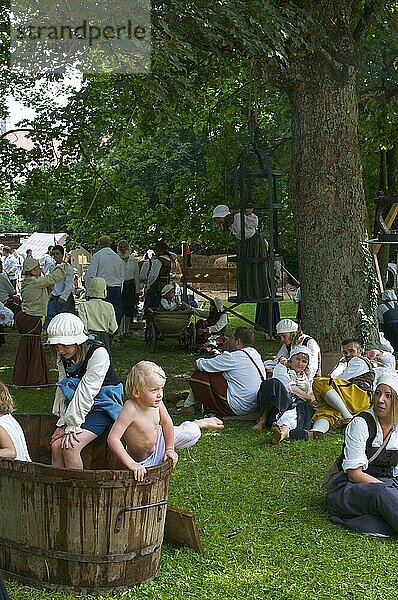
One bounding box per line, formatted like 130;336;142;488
86;248;125;289
39;253;56;276
331;356;369;381
52;347;110;434
50;262;75;301
342;408;398;476
196;347;265;415
122;255;140;293
230;213;258;240
3;255;18;280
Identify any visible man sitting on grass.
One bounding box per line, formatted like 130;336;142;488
303;339;374;440
181;327;265;416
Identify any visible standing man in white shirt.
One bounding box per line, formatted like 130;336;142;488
186;327;266;416
43;245;76;329
40;246;56;276
2;247;18;291
85;236;125;327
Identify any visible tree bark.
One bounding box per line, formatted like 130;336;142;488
277;4;378;350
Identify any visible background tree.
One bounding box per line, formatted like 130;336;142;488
3;0;397;349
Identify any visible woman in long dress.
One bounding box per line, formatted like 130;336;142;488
326;372;398;537
212;204;273;301
12;257;67;387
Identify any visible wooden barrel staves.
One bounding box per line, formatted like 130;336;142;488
0;414;173;595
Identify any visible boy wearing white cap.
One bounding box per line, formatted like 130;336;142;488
160;284;181;311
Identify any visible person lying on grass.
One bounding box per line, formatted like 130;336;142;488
0;381;31;461
253;346;316;444
107;360;223;480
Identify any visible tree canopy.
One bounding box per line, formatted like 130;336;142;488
1;0;398;348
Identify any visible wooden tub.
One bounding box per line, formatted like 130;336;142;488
0;414;173;595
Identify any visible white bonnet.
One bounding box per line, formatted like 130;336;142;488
289;345;311;359
375;372;398;396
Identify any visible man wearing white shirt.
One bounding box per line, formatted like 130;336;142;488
85;236;125;327
117;240;140;333
40;246;56;276
187;327;265;416
309;339;374;438
2;247;18;291
43;245;75;329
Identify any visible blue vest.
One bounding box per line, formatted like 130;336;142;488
62;341;120;387
383;302;398;325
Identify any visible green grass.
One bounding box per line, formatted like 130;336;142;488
3;300;398;599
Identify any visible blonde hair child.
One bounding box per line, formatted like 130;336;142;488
108;361;223;480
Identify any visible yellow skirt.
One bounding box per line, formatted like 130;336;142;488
312;377;371;426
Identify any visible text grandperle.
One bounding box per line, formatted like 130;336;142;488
15;20;147;46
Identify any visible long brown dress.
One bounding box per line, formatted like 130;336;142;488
12;264;67;387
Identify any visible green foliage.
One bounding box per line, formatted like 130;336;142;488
0;187;31;232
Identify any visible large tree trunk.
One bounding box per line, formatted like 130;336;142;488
283;31;378;350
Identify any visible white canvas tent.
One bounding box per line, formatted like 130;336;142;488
17;232;68;259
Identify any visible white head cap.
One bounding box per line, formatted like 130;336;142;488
375;372;398;397
289;345;311;359
276;319;299;334
47;314;88;346
212;205;230;218
381;289;397;301
88;277;107;299
161;284;174;296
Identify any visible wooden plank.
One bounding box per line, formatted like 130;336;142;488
370;203;398;255
372;253;384;294
164;507;204;554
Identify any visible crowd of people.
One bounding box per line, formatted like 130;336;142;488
1;234;398;558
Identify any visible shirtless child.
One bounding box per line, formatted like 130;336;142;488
107;360;224;480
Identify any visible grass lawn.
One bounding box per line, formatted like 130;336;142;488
2;300;398;599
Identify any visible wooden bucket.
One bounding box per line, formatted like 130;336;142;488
0;414;173;595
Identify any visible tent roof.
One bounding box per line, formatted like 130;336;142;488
17;232;68;259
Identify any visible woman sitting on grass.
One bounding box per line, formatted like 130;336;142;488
264;319;321;383
326;372;398;537
191;297;228;352
253;346;316;444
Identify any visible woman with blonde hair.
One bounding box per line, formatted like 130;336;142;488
263;318;321;382
326;372;398;537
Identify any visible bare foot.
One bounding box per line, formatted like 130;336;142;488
252;420;265;431
271;422;288;445
194;417;224;430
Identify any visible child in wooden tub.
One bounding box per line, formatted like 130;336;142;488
0;381;31;461
108;361;224;480
47;313;124;469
